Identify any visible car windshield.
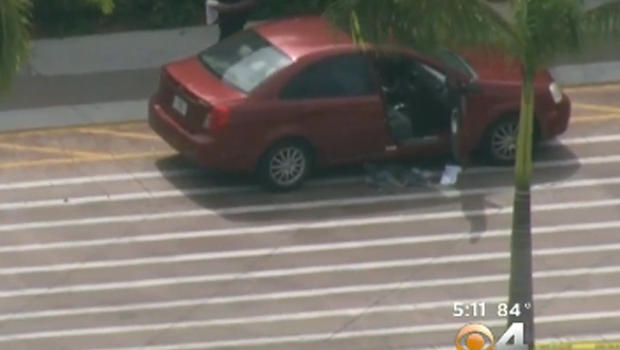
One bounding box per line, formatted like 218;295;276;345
199;30;293;93
436;50;478;79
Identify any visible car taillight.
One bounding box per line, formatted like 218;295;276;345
203;105;230;130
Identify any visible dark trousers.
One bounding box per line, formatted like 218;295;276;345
218;16;248;41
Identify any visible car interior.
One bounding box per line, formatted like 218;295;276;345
373;54;458;145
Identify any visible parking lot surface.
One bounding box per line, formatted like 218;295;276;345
1;85;620;349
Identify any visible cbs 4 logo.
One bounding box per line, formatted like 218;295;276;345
456;322;527;350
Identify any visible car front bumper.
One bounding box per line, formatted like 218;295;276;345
543;94;572;139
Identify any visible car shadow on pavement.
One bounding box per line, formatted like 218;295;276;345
155;143;580;239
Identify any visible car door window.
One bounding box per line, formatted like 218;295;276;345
281;54;378;99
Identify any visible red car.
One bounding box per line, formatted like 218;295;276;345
149;16;571;191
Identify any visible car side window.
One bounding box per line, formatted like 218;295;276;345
280;54;378;99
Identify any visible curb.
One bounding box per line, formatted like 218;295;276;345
0;99;147;133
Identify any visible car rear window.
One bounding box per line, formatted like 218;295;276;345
199;30;293;93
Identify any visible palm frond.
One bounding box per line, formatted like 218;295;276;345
325;0;515;55
0;0;31;92
84;0;115;15
326;0;620;74
510;0;583;68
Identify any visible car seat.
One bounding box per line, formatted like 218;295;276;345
387;103;415;143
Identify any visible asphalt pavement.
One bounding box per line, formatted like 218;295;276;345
0;85;618;349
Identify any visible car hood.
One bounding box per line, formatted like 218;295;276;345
164;57;245;103
458;50;554;86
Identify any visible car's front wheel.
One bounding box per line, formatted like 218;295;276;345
258;141;312;191
483;117;519;165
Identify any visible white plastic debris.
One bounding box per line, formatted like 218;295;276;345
440;164;462;186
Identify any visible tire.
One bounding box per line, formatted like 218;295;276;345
482;117;520;165
258;141;312;192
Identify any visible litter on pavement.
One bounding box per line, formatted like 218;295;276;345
440;164;463;186
364;162;462;188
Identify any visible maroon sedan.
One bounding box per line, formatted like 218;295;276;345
149;16;571;191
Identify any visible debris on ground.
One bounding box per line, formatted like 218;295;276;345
364;163;440;188
439;164;463;186
403;167;436;187
363;163;403;188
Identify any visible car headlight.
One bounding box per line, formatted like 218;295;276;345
549;82;563;104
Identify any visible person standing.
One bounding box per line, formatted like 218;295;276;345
207;0;261;41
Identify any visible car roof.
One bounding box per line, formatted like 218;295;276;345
253;16;441;66
253;15;354;60
251;16;468;82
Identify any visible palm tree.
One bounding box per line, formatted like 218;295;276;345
0;0;31;92
325;0;620;348
0;0;114;92
85;0;114;14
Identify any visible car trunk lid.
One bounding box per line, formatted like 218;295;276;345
157;57;244;133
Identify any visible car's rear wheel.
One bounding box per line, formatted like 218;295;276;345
258;141;312;191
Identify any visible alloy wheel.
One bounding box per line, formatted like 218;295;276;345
268;146;307;187
491;120;519;161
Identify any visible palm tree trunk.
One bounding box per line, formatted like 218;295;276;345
508;70;535;349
